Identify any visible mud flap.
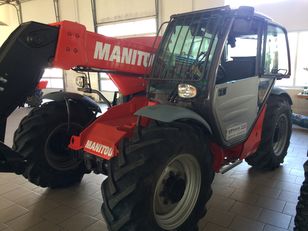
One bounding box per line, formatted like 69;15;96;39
0;142;25;174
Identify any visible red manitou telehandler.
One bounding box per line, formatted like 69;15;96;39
0;6;293;231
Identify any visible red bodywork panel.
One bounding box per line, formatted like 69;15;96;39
52;21;158;74
210;106;266;172
50;21;266;172
70;102;266;171
36;81;48;90
108;74;147;96
69;96;152;160
51;21;160;96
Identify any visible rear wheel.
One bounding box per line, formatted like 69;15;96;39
294;158;308;231
101;123;214;231
245;95;292;169
13;101;95;188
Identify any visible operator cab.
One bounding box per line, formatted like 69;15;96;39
148;6;290;147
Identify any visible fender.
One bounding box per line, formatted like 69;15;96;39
270;87;293;105
43;91;101;113
135;104;212;134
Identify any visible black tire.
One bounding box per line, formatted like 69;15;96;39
294;158;308;231
101;122;214;231
13;101;95;188
245;95;292;169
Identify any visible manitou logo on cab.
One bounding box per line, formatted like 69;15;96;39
85;140;113;157
93;41;154;68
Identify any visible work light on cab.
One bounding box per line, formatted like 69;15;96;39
178;83;197;98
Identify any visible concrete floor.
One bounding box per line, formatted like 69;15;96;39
1;107;308;231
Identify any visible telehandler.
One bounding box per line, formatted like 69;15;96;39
0;6;292;231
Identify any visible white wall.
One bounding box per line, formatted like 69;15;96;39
96;0;156;23
159;0;224;24
253;0;308;31
58;0;77;22
22;0;56;23
285;89;308;115
0;5;19;45
194;0;225;10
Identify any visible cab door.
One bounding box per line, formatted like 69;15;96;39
212;18;290;146
212;18;262;145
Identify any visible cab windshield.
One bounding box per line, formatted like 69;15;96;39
150;14;221;82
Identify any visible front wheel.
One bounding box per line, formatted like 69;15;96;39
101;123;214;231
245;95;292;169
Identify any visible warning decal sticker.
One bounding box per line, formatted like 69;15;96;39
226;123;248;140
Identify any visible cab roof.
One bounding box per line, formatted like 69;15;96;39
170;6;273;23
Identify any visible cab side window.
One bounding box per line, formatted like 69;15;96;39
258;25;290;106
264;25;289;75
217;19;260;84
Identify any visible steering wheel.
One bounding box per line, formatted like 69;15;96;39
195;52;207;66
189;52;207;79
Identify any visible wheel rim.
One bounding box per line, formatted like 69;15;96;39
45;123;83;171
153;153;201;230
273;114;289;156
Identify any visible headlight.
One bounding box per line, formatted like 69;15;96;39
75;76;85;88
178;84;197;98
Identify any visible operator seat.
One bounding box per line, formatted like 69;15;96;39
217;56;256;84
